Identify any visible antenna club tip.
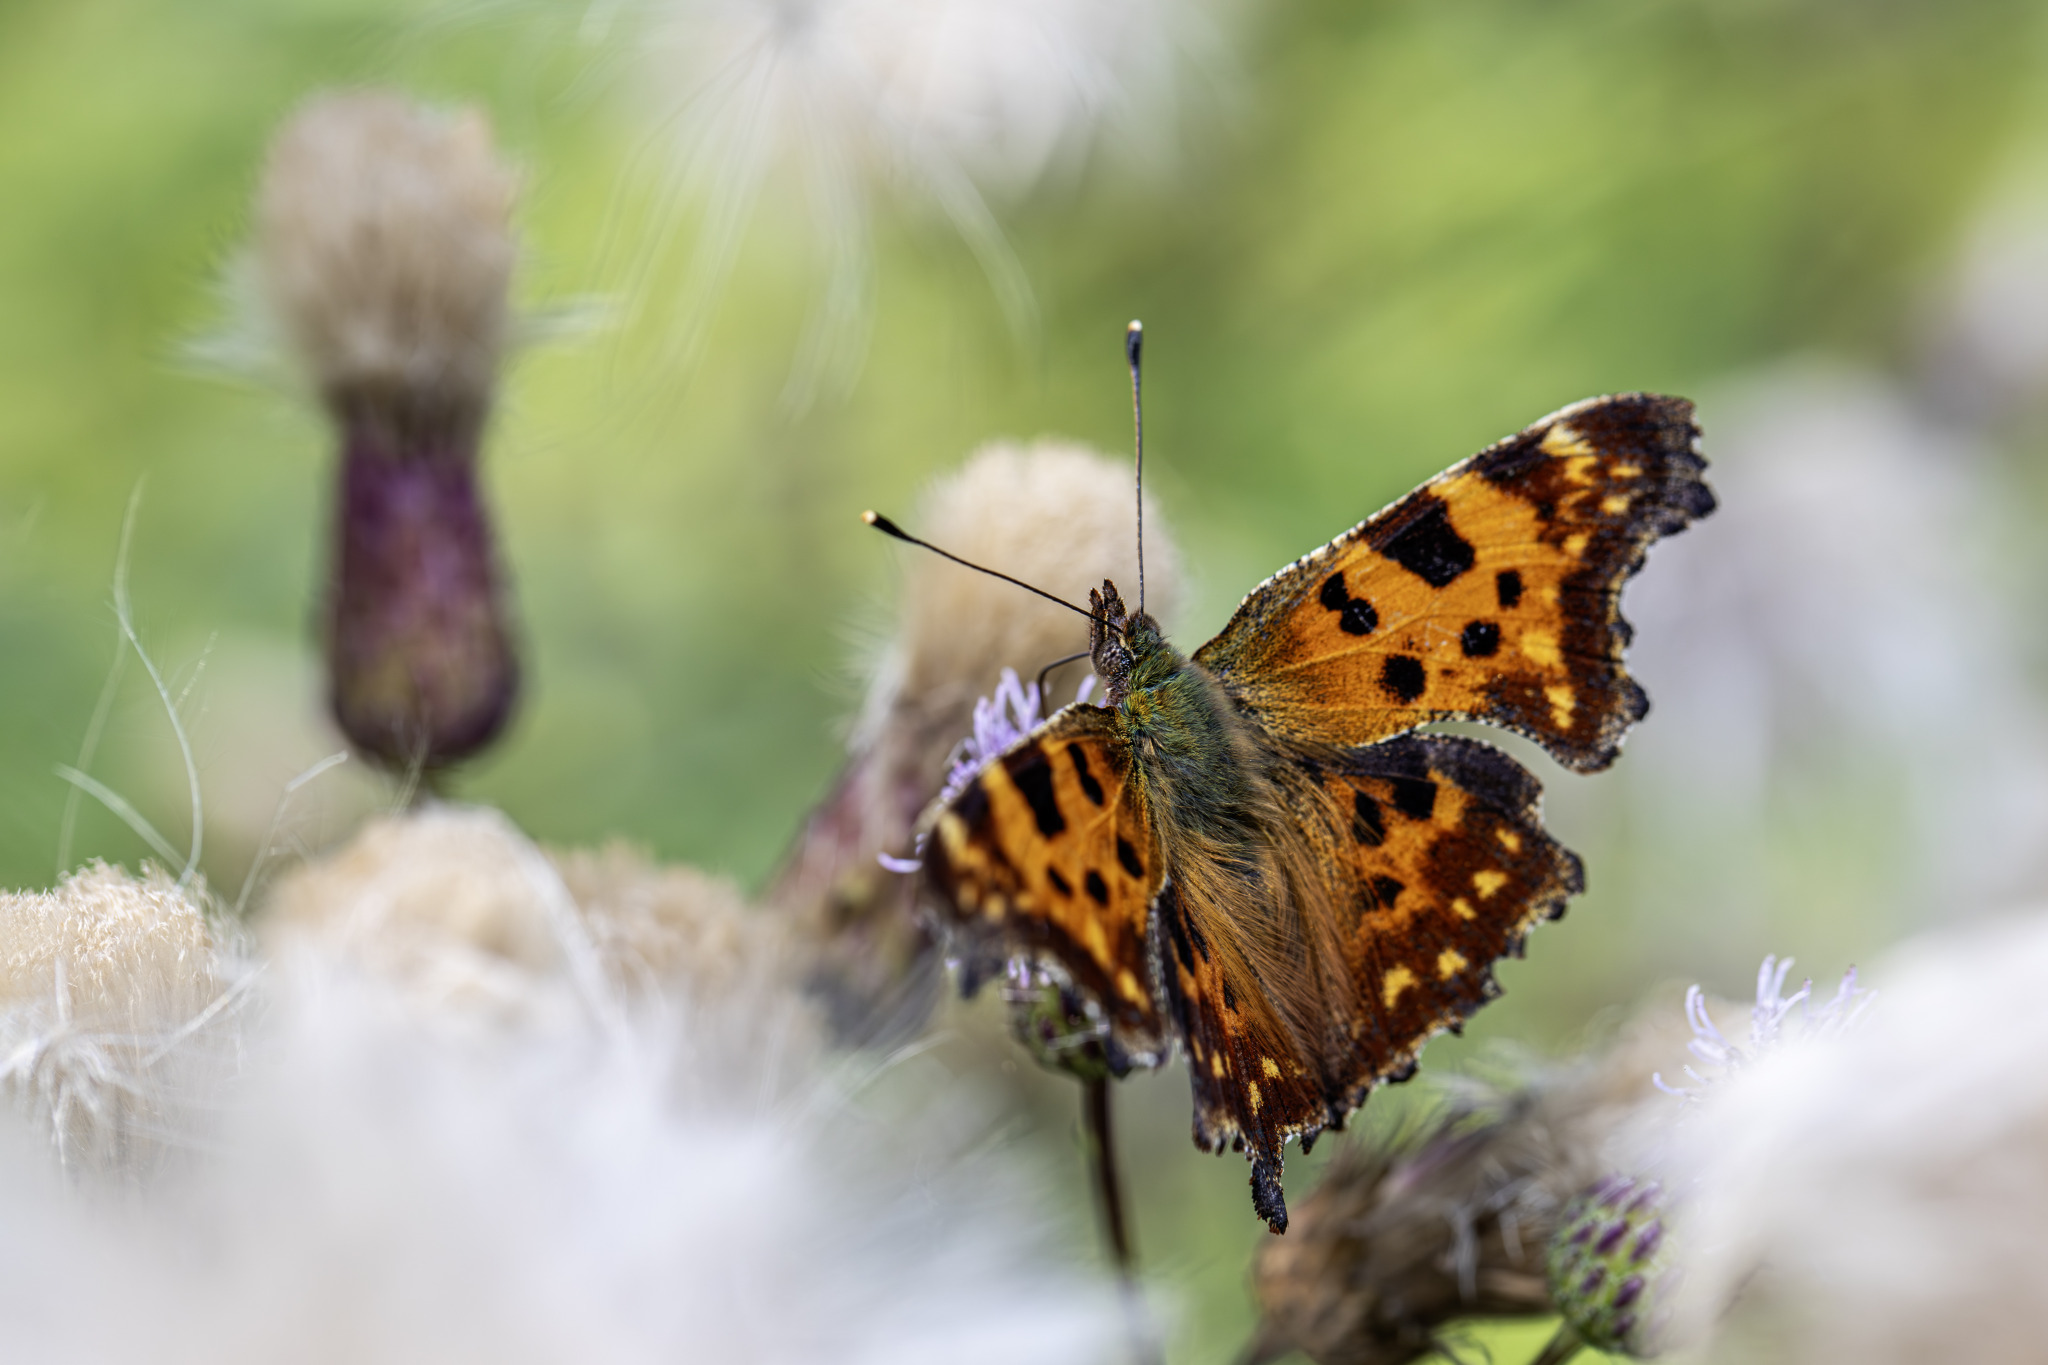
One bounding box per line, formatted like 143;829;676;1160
861;509;879;525
1127;319;1142;333
1125;320;1143;366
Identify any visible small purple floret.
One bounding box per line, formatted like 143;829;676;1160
1596;1220;1629;1255
1614;1312;1637;1340
1579;1266;1607;1296
1569;1222;1594;1247
1626;1181;1662;1214
1614;1275;1644;1310
1632;1220;1664;1263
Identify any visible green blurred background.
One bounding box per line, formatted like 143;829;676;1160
7;0;2048;1357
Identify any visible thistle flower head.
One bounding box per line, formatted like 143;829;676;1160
253;92;527;774
262;804;787;1026
772;440;1179;1042
1244;1080;1593;1365
1654;955;1868;1099
257;91;518;437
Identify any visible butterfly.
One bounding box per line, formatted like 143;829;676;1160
913;389;1712;1232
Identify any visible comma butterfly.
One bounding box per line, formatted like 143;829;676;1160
897;327;1712;1232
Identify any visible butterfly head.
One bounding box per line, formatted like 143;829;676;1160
1087;579;1172;707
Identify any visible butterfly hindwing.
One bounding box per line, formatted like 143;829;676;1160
922;703;1169;1060
1164;733;1582;1230
1293;735;1583;1094
1193;393;1712;772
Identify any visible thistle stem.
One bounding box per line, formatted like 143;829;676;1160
1530;1322;1587;1365
1083;1076;1159;1365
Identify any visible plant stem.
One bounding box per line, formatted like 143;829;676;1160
1083;1076;1159;1365
1530;1322;1587;1365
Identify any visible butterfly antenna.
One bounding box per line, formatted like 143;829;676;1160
1127;319;1145;616
863;511;1108;626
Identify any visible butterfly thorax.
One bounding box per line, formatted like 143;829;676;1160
1089;580;1273;848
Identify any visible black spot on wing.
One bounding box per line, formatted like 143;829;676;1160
1067;743;1106;806
1389;776;1437;821
1368;495;1474;588
1319;573;1349;611
1085;870;1110;905
1351;791;1386;846
1381;655;1427;703
1339;599;1378;635
1460;621;1500;658
1368;876;1403;908
1003;747;1066;837
1116;836;1144;878
1047;868;1072;897
1496;570;1524;609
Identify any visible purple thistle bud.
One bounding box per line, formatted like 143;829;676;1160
1549;1175;1675;1357
325;410;518;771
254;93;523;779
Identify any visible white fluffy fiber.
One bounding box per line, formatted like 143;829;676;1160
0;816;1120;1364
1657;913;2048;1364
256;91;517;410
0;863;247;1177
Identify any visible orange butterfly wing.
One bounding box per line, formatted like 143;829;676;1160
1160;734;1583;1229
1194;394;1712;772
920;704;1170;1064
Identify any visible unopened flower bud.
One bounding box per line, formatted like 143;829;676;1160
1547;1175;1676;1357
255;91;522;775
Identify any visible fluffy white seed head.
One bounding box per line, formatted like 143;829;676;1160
0;827;1119;1361
262;805;794;1026
0;864;245;1177
1643;920;2048;1362
255;91;517;419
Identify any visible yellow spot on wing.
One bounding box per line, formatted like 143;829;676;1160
1613;463;1642;479
1261;1057;1282;1080
1542;425;1595;459
1563;532;1590;559
1082;916;1109;960
1382;965;1417;1008
1520;630;1562;668
1452;897;1476;920
1496;828;1522;853
1601;494;1631;515
1473;870;1508;899
1546;684;1576;730
1437;949;1468;979
1247;1081;1263;1114
1210;1052;1225;1078
1117;969;1144;1004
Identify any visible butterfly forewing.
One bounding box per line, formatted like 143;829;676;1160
922;703;1169;1060
1194;394;1712;772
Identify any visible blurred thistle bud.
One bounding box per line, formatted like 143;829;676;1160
1545;1176;1675;1358
769;440;1180;1043
1004;965;1115;1084
1243;1084;1573;1365
254;91;522;777
1243;995;1700;1365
